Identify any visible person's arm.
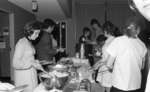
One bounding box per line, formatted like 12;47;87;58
86;40;97;45
106;54;116;72
92;60;102;70
142;54;146;70
51;35;58;48
13;41;32;69
31;59;44;71
142;48;148;70
79;36;84;43
48;35;58;55
105;38;118;72
92;50;108;70
101;50;109;62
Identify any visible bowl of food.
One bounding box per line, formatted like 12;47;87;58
53;64;68;72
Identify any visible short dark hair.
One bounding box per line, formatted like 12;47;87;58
96;34;107;43
42;18;56;29
103;21;115;36
83;27;91;34
124;16;146;38
24;20;42;37
90;18;101;27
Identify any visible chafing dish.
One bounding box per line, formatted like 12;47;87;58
39;64;70;91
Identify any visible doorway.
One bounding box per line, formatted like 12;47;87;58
0;9;14;82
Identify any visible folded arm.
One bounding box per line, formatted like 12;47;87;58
13;42;32;69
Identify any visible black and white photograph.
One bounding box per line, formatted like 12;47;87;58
0;0;150;92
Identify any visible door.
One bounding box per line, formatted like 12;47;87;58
0;10;10;78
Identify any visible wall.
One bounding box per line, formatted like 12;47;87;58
0;0;36;43
65;2;135;56
0;12;8;29
0;11;9;77
75;3;135;41
0;0;35;80
65;2;134;56
65;0;77;56
66;19;76;56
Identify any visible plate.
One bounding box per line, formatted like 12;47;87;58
10;84;28;92
39;72;53;78
53;64;67;70
40;61;54;65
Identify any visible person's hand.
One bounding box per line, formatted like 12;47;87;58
32;60;44;70
92;63;100;70
92;62;104;70
40;60;54;65
88;67;94;72
57;48;65;52
34;63;43;70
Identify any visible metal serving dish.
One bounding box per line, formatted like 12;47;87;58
39;65;70;91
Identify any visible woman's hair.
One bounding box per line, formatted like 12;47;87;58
24;20;43;37
90;18;101;27
82;27;92;39
42;18;56;29
103;21;115;36
96;34;107;44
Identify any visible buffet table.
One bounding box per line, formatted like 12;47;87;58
70;58;94;83
34;82;105;92
34;57;105;92
64;82;105;92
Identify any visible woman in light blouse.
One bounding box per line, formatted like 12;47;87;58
13;21;43;92
93;21;116;92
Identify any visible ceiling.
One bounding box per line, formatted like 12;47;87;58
76;0;127;4
8;0;72;21
8;0;128;21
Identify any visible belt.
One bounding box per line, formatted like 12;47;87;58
14;66;32;70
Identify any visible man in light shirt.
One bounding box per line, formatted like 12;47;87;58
106;17;147;92
128;0;150;92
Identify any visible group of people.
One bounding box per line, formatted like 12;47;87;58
4;0;150;92
77;1;150;92
96;16;147;92
12;18;65;92
76;18;119;67
76;0;150;92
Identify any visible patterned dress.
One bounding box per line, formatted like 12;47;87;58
96;36;114;87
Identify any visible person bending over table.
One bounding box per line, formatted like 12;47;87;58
13;21;44;92
93;21;116;92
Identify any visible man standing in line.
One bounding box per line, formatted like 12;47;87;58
129;0;150;92
105;17;147;92
35;18;57;64
90;18;104;41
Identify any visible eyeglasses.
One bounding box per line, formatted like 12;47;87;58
128;0;137;12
